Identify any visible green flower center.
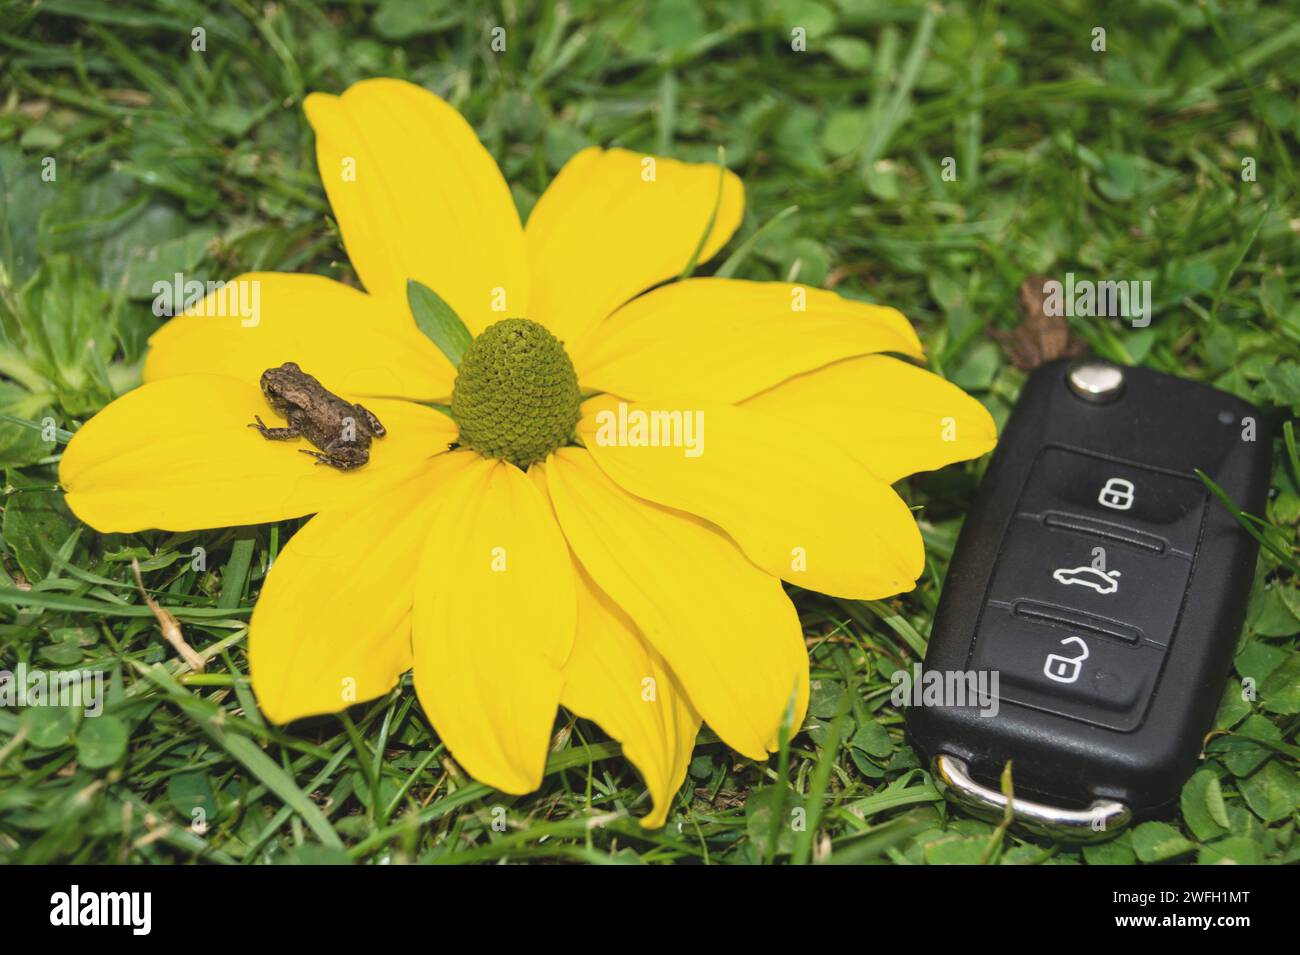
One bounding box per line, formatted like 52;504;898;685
450;318;581;468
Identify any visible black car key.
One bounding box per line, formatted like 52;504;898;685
905;358;1271;840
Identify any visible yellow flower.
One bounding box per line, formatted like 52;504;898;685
59;78;996;827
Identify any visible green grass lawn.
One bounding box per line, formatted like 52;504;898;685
1;0;1297;864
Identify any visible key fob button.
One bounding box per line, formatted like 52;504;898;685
970;607;1164;731
1067;360;1126;403
987;518;1192;648
1016;447;1206;555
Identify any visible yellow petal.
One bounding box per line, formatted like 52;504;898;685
742;355;998;484
60;375;456;532
529;466;700;828
546;447;807;761
412;454;576;794
574;278;922;403
565;562;701;828
525;148;743;348
304;78;528;332
145;272;454;400
579;395;922;599
250;456;468;723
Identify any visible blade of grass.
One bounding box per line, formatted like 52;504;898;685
1196;469;1298;573
791;686;852;865
679;146;727;279
131;661;343;849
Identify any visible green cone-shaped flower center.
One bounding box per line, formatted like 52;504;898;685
450;318;581;468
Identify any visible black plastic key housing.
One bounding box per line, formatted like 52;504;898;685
906;359;1271;821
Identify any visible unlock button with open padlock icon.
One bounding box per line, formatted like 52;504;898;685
1043;636;1090;683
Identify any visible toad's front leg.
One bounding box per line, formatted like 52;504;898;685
250;415;301;440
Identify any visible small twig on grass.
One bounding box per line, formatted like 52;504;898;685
132;559;205;672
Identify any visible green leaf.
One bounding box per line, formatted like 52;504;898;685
16;255;118;413
775;0;837;39
951;340;1001;391
1197;836;1264;865
864;163;902;201
807;678;847;718
846;740;886;777
923;833;988;864
407;279;472;368
39;642;84;666
821;110;868;157
1096;152;1139;202
745;785;802;859
777;237;830;286
850;719;894;759
75;714;128;769
1260;654;1300;715
3;469;76;581
928;272;967;312
0;384;54;469
1209;714;1282;776
167;771;218;832
649;0;708;53
119;226;218;299
1247;583;1300;637
1000;844;1047;865
1235;639;1286;685
22;705;78;749
1180;770;1229;841
1259;361;1300;409
350;770;399;811
1083;835;1136;865
277;844;354;865
1213;677;1251;729
1131;821;1196;862
372;0;456;41
1237;760;1300;823
825;37;871;71
0;144;56;285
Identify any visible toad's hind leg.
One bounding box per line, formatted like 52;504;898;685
299;447;368;471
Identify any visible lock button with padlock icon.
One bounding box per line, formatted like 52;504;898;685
1043;635;1090;684
1097;476;1136;511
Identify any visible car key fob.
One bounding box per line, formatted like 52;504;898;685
905;358;1271;840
